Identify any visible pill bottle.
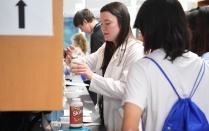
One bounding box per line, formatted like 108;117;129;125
70;98;83;128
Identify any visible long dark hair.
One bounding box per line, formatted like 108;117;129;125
134;0;190;62
100;2;134;73
188;6;209;56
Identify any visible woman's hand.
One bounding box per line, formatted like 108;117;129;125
71;61;93;80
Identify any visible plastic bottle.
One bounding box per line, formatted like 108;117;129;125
70;98;83;128
70;58;81;76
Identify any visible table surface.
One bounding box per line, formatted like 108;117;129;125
51;75;106;131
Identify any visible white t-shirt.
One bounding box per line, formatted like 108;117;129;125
124;49;209;131
202;52;209;64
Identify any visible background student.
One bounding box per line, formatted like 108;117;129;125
73;8;104;54
187;6;209;63
66;2;144;130
73;8;105;104
71;33;89;56
122;0;209;130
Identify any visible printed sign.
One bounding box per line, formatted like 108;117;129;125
0;0;53;36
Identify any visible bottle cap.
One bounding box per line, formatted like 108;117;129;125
72;98;81;102
64;68;69;75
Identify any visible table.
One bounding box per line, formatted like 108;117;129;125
50;75;106;131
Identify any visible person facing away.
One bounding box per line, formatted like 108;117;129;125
66;2;144;130
122;0;209;131
71;33;89;57
73;8;105;105
187;6;209;63
73;8;105;53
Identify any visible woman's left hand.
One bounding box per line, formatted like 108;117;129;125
71;61;93;80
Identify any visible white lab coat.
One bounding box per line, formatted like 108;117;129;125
79;38;144;131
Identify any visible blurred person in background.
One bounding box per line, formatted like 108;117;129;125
73;8;105;53
187;6;209;63
71;33;89;56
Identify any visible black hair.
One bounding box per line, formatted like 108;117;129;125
134;0;190;62
188;6;209;56
73;8;96;27
100;2;134;73
186;7;199;31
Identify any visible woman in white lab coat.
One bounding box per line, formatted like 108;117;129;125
66;2;144;131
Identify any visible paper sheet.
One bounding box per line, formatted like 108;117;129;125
65;81;89;87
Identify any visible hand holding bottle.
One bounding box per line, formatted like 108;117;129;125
66;45;93;80
66;45;80;64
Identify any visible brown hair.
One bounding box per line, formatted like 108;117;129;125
73;8;95;27
72;33;88;54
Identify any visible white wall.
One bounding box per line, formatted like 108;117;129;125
179;0;198;11
63;0;198;17
63;0;143;18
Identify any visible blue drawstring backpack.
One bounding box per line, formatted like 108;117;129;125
144;56;209;131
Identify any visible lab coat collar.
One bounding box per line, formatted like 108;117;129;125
112;38;136;60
